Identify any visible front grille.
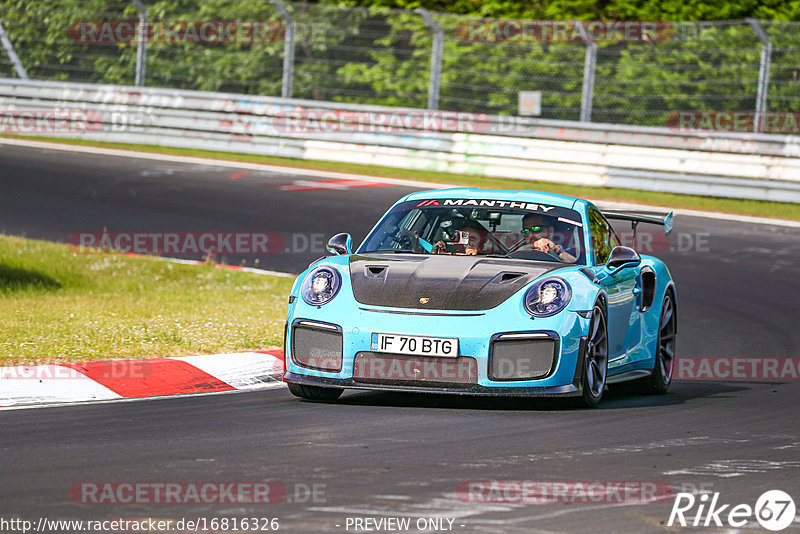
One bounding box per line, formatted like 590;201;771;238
291;322;343;372
353;352;478;388
490;336;557;381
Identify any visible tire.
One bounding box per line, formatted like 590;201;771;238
580;303;609;408
287;383;344;401
645;292;676;394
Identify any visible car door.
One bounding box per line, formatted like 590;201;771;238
587;207;640;365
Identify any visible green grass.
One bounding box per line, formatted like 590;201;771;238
5;134;800;221
0;235;292;365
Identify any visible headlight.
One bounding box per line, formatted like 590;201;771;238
524;277;572;317
301;267;342;306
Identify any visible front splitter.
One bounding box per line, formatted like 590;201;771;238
284;372;582;397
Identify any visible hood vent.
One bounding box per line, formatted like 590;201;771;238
498;272;525;283
365;265;387;278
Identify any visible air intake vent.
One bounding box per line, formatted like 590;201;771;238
499;272;524;283
365;265;387;278
291;321;343;372
490;333;558;381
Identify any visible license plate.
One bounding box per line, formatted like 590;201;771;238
370;333;458;357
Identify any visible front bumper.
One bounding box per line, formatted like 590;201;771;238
284;299;590;397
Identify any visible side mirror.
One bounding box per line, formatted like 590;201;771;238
605;246;641;275
327;233;352;255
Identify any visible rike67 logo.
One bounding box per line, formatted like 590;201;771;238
668;490;796;531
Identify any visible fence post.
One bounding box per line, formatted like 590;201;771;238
130;0;148;87
271;0;295;99
747;18;772;133
417;9;443;110
580;34;597;122
0;22;29;79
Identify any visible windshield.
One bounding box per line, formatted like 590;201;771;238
359;199;586;264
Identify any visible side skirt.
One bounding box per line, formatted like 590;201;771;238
606;369;652;384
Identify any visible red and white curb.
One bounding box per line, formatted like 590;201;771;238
0;350;285;410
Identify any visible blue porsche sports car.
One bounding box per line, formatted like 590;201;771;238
283;188;677;407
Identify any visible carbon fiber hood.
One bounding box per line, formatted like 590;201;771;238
349;254;563;311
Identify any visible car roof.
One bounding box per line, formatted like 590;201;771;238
399;188;582;210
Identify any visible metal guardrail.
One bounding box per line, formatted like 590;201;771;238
4;3;800;127
2;78;800;203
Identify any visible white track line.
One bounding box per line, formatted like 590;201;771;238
3;136;799;229
0;137;454;189
0;386;282;412
597;200;800;229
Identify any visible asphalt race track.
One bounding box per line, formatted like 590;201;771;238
2;143;800;533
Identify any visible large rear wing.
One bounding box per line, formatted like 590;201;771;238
603;210;674;236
